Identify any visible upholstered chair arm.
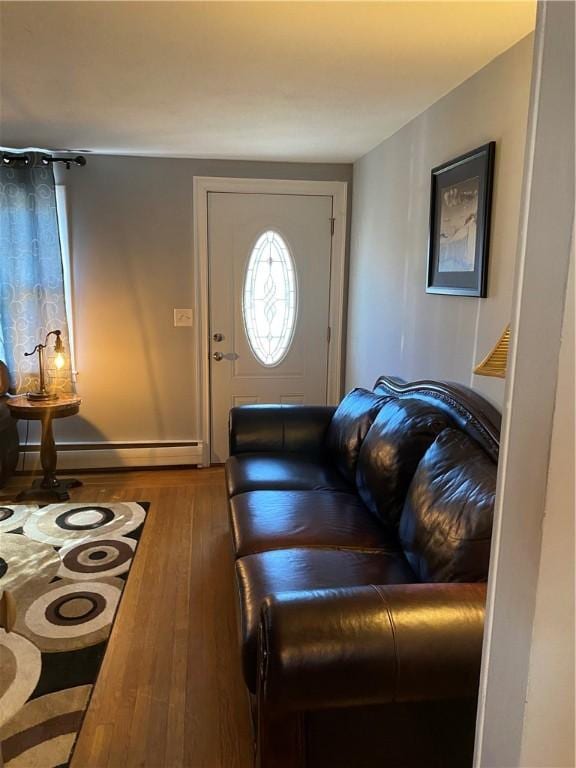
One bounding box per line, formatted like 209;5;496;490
228;404;336;456
258;582;486;713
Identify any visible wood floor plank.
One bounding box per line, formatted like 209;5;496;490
3;468;254;768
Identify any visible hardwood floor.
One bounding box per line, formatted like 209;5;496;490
3;468;254;768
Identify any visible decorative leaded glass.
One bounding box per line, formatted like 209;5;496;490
242;230;297;366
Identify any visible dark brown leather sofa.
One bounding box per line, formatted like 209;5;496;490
225;376;500;768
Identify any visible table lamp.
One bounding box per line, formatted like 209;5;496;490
25;329;66;401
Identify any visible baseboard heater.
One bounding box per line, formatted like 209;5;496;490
16;441;204;471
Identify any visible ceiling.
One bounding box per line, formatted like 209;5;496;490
0;1;536;163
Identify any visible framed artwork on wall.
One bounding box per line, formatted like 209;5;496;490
427;141;495;297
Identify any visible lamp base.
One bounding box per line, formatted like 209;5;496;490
26;391;59;402
17;477;83;502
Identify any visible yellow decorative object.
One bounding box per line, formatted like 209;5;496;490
474;325;511;378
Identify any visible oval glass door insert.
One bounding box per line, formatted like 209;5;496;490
242;230;297;366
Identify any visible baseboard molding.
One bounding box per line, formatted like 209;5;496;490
17;441;204;471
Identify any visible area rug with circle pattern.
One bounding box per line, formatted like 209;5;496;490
0;501;149;767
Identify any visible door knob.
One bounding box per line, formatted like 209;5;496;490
213;333;224;342
212;352;223;361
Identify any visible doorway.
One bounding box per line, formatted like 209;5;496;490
193;177;347;464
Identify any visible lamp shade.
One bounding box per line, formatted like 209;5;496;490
474;325;511;378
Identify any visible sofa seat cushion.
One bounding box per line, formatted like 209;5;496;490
226;453;353;497
230;490;399;557
235;547;417;691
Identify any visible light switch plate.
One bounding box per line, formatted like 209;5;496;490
174;308;193;327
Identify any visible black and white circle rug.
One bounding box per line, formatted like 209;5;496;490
0;501;148;767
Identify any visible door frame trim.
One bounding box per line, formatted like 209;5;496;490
193;176;348;465
473;3;575;764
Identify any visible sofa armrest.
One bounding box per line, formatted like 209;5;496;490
258;583;486;713
228;404;336;456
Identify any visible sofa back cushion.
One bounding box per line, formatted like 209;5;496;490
356;398;453;528
326;388;390;484
399;428;496;582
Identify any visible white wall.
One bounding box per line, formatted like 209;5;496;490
346;35;533;404
519;242;574;767
40;157;351;447
475;2;575;764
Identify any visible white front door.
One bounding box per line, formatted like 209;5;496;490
208;191;333;462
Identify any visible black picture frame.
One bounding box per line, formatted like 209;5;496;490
427;142;495;297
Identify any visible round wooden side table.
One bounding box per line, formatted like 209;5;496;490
7;395;83;502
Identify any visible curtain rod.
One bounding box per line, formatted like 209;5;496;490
1;152;87;169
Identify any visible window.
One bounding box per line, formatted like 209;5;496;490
242;230;297;366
